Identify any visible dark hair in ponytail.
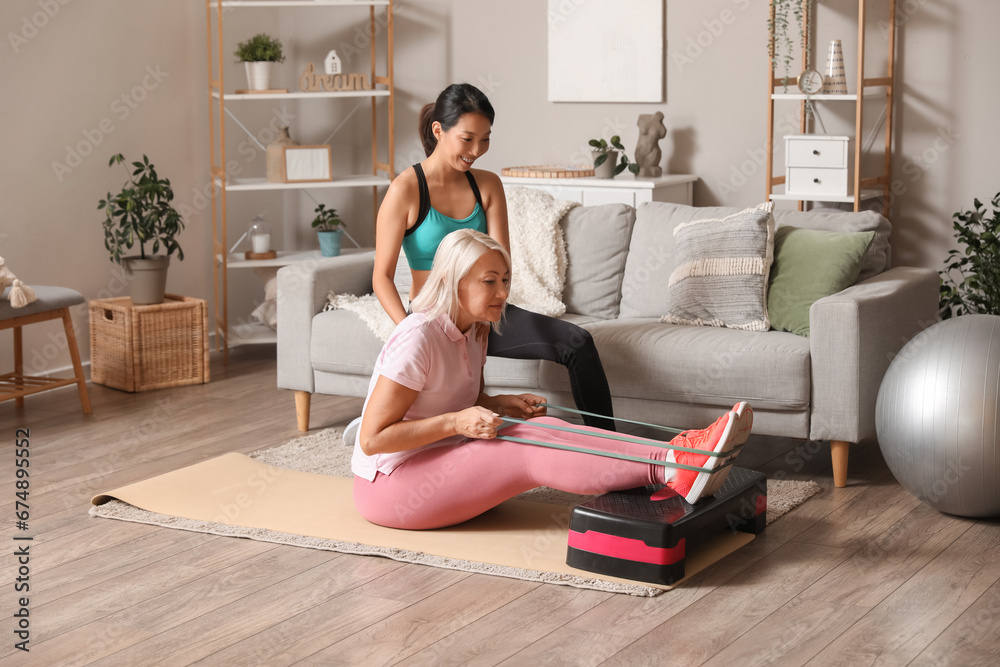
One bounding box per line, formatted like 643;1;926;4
418;83;495;157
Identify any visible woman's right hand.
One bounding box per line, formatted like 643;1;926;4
453;406;503;440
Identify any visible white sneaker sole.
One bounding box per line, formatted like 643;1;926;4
731;401;754;447
683;404;752;504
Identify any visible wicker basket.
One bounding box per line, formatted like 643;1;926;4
90;294;209;392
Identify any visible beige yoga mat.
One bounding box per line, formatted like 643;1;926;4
92;453;754;595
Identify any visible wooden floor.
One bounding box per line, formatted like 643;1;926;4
2;346;999;666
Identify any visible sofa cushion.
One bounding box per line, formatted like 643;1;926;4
562;203;635;319
662;202;775;332
620;202;745;318
773;208;890;282
538;318;811;412
768;227;875;337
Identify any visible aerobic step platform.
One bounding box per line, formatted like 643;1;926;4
566;467;767;586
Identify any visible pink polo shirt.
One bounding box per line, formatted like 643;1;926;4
351;311;488;481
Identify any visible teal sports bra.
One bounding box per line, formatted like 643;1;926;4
401;163;487;271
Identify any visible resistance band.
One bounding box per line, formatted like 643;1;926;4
499;416;743;459
539;403;685;436
495;415;742;475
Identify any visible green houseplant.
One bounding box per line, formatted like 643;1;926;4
939;192;1000;319
311;203;345;257
234;33;285;91
98;153;185;305
589;136;640;179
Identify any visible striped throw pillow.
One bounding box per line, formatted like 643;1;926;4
662;202;775;331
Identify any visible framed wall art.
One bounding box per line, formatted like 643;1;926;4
282;145;332;183
547;0;664;103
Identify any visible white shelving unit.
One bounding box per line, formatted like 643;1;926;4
206;0;394;362
218;175;391;192
218;247;372;269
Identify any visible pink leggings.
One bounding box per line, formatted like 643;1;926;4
353;417;671;529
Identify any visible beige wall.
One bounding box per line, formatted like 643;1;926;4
2;0;998;379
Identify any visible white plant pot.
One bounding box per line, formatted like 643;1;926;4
244;61;272;91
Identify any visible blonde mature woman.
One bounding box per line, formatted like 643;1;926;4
352;229;753;530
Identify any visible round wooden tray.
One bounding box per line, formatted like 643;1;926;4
244;250;277;260
501;165;595;179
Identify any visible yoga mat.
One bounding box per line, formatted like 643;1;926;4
91;453;755;596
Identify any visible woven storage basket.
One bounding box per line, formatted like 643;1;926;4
90;294;209;392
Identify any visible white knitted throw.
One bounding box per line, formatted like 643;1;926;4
504;186;578;317
323;292;400;343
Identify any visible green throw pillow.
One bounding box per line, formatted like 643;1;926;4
767;226;875;337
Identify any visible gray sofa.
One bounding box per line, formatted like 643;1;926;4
277;201;939;487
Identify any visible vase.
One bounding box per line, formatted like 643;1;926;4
317;229;343;257
823;40;848;94
266;126;298;183
244;61;272;91
593;150;618;179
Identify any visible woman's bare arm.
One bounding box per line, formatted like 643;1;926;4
373;172;418;325
359;375;502;455
475;169;511;255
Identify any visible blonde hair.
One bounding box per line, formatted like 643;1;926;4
410;229;511;332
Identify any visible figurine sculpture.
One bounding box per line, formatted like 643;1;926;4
635;111;667;178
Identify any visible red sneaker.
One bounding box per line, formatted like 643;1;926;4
667;408;744;504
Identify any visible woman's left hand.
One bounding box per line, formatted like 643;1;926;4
492;393;548;419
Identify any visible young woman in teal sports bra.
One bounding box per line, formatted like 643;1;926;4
372;83;616;430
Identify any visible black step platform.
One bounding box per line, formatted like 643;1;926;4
566;467;767;586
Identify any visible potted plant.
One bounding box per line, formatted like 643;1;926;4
939;192;1000;319
589;136;640;179
98;154;185;305
234;32;285;91
312;203;345;257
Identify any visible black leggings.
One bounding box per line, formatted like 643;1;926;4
488;304;616;431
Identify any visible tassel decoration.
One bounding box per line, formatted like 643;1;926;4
9;279;37;308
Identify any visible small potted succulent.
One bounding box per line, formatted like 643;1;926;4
234;32;285;91
98;154;185;305
589;136;640;179
312;203;345;257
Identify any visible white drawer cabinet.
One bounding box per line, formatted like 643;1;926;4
500;174;698;207
784;135;852;197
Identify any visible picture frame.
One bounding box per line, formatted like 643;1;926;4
282;145;332;183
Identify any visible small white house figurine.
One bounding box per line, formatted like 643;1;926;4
324;50;342;76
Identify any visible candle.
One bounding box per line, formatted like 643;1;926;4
252;233;271;253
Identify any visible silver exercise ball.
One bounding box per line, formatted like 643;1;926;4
876;315;1000;517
